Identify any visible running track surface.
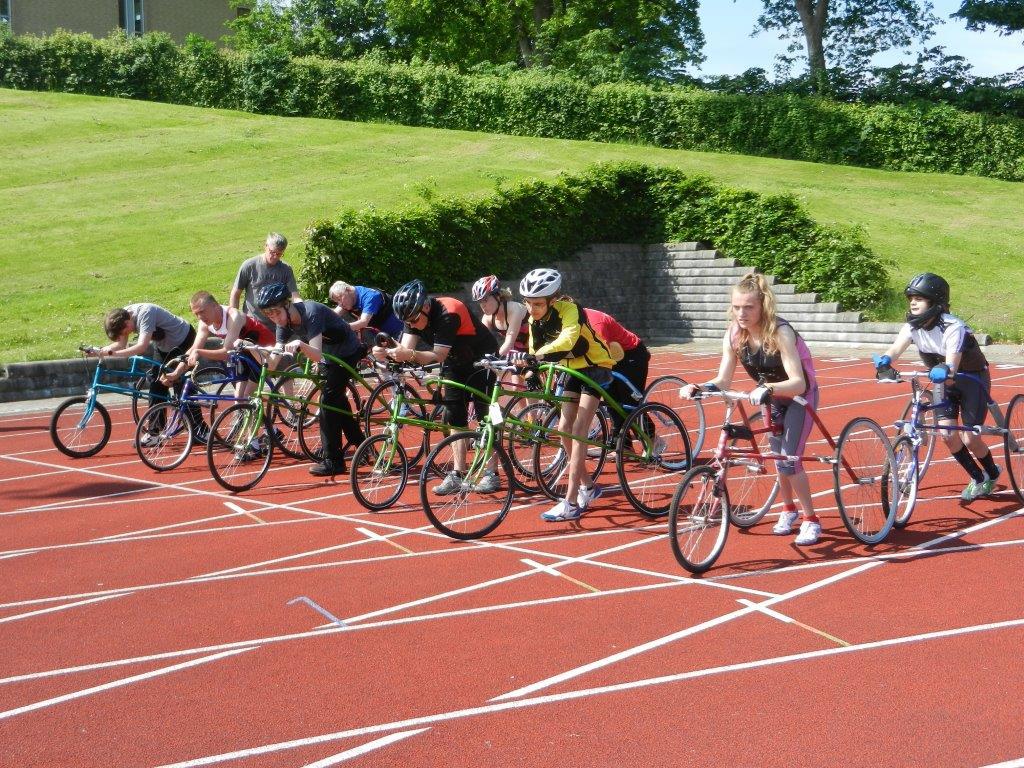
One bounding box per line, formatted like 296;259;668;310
2;350;1023;768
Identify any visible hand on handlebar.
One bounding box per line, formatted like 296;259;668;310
505;350;537;367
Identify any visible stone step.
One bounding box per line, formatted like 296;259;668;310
652;294;836;310
648;309;865;324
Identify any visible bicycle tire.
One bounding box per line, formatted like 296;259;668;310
643;374;706;457
135;401;194;471
885;436;919;529
615;402;692;519
363;380;430;467
273;379;322;460
668;465;728;574
724;411;780;529
531;404;609;502
504;401;550;494
1003;394;1024;503
897;391;938;481
419;430;514;540
350;433;409;511
207;402;273;492
130;374;157;424
833;417;898;545
50;396;112;458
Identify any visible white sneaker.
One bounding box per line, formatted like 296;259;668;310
772;510;799;535
541;499;583;522
472;470;501;493
794;520;822;546
432;471;464;496
140;432;162;448
576;483;603;510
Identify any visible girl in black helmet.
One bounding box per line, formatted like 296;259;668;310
873;272;999;501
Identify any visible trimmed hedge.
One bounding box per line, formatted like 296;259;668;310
302;163;889;311
1;31;1023;181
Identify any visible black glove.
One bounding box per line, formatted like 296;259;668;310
506;350;536;366
748;385;773;406
875;365;899;382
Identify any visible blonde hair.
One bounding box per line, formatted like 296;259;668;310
729;272;780;356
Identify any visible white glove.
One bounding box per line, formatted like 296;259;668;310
748;385;772;406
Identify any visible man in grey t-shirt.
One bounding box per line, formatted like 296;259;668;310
229;232;301;331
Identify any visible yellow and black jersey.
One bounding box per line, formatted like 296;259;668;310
528;299;614;370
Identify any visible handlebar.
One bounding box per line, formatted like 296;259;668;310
78;343;100;354
234;340;295;363
474;354;523;373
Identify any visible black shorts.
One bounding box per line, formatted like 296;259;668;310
935;369;991;428
558;365;614;399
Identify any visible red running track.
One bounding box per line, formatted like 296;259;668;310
1;350;1023;767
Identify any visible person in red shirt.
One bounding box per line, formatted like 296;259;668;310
584;308;650;435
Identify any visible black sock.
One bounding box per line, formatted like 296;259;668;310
978;450;1000;480
952;446;985;482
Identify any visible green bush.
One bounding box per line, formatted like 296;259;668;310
302;163;888;311
2;31;1023;180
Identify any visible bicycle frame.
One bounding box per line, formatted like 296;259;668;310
79;351;167;426
895;371;1015;446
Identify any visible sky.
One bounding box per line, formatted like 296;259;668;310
697;0;1024;77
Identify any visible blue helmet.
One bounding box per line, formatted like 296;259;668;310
255;282;290;309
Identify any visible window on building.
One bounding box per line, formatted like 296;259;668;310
118;0;143;36
1;0;11;26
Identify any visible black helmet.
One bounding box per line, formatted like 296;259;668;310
392;279;428;321
904;273;949;308
255;282;290;309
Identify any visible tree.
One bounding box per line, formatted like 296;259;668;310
953;0;1024;35
228;0;391;59
385;0;704;83
749;1;939;92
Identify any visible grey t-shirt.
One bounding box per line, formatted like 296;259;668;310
126;303;191;353
233;255;299;329
275;301;362;359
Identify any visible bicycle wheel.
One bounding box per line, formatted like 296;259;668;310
897;392;938;481
532;404;609;502
724;411;780;529
419;431;514;540
504;401;550;494
884;436;919;529
833;417;898;545
207;403;273;492
350;433;409;511
50;396;112;458
644;374;706;457
363;381;429;467
130;374;158;423
192;363;231;425
135;402;193;471
668;465;728;575
1003;394;1024;503
616;402;692;519
273;379;321;460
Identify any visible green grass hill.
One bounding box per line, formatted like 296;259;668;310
1;88;1022;362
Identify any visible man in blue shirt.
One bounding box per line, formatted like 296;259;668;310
330;281;404;340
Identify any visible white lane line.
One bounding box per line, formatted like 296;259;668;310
736;598;849;647
0;580;690;687
356;527;414;555
522;558;600;593
94;511;246;541
154;617;1024;768
0;647;255;721
298;729;430;767
224;501;266;525
0;593;128;625
490;506;1023;701
980;759;1024;768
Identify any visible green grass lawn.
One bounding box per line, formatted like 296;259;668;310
2;88;1022;362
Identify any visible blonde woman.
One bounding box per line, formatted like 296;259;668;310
681;273;822;545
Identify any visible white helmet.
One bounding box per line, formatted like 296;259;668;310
519;268;562;299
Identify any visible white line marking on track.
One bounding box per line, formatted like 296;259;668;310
521;558;600;593
0;593;128;625
297;728;430;767
736;598;849;646
356;526;414;555
153;617;1024;768
0;647;256;721
980;758;1024;768
490;505;1023;701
